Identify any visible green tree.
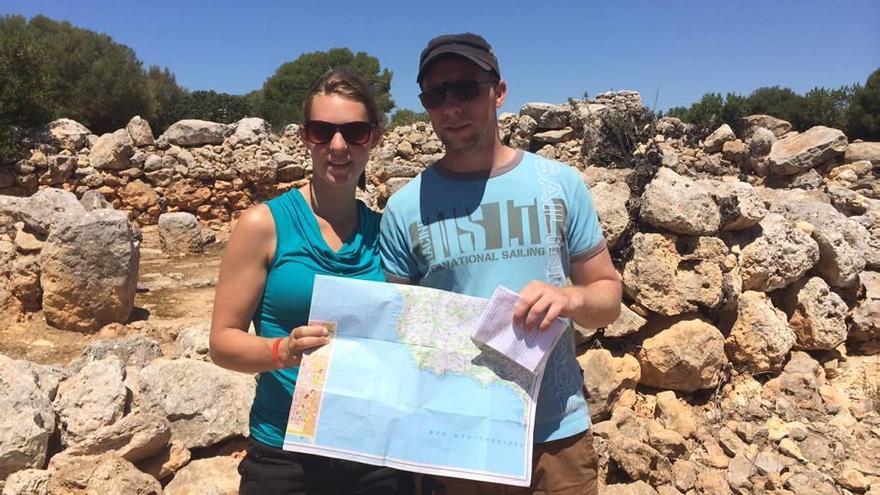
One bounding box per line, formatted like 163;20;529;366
177;90;253;123
685;92;725;130
0;15;54;159
259;48;394;127
847;68;880;140
743;86;805;128
388;109;429;129
146;65;187;133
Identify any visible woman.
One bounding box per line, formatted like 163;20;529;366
209;69;413;495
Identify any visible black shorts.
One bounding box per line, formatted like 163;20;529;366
238;439;415;495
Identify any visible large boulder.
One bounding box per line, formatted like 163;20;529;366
0;187;85;237
767;126;847;175
637;317;727;392
53;357;128;446
158;119;230;147
90;128;134;170
845;141;880;164
519;103;569;129
43;118;92;151
770;200;868;287
230;117;271;146
623;233;728;316
125;115;155;147
63;411;171;463
138;358;255;449
736;214;820;292
640;168;720;235
0;355;57;478
1;468;50;494
590;180;630;248
777;277;848;350
158;212;205;255
39;209;139;332
725;291;795;372
577;349;640;421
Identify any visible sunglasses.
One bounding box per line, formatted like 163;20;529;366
418;79;498;109
303;120;375;145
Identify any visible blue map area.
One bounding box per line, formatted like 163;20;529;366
284;277;532;483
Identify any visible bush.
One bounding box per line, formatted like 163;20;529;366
388;109;430;129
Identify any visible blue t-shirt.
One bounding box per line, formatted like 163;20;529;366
250;189;384;447
379;151;607;443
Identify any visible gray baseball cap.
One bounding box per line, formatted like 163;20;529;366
417;33;500;83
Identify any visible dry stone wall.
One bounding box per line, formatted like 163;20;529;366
1;91;880;493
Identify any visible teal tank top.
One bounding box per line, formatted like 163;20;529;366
249;188;384;447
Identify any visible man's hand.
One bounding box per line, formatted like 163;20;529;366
513;280;575;332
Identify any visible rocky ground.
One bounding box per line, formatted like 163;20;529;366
1;91;879;493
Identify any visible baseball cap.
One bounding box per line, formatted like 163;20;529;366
417;33;500;83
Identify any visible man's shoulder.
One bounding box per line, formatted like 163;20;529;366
518;152;583;187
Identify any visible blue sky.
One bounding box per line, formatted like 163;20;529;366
4;0;879;115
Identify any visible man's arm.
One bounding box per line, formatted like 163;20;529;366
513;247;622;332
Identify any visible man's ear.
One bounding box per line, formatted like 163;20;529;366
494;80;507;109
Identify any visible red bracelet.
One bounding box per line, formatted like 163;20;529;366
271;337;285;369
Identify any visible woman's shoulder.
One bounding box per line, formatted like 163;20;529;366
233;203;276;239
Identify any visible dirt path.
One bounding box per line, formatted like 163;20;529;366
0;226;226;365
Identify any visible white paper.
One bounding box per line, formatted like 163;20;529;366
471;286;567;374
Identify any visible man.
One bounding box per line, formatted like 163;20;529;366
379;33;622;495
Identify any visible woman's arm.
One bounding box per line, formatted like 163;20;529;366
209;205;328;373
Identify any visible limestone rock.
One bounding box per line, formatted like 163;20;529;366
1;469;50;495
47;452;162;495
163;456;241;495
0;354;56;478
39;155;76;186
845;141;880;164
603;481;659;495
63;411;171;463
125;116;155;147
53;357;127;446
40;209;139;332
43;118;93;151
747;126;776;157
519;103;569;129
138;358;255;449
0;187;85;236
740;114;792;138
725;291;795;372
701;178;766;231
637;317;727;392
71;334;162;372
578;349;640;421
607;436;672;485
231;117;271;146
79;189;112;211
770;199;868;287
778;277;848;350
737;214;820;292
236;159;277;184
159;119;230;147
656;391;697;439
704;124;736;153
532;128;574;143
641;168;720;235
623;233;726;316
604;303;647;338
137;440;191;481
767;126;847;175
90;128;134;170
158;212;205;255
590;180;630;248
118;179;159;212
175;322;211;361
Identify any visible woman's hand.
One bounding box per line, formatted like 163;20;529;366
280;325;332;367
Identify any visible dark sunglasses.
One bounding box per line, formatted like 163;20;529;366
303;120;375;145
418;79;498;109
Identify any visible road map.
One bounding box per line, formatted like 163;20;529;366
283;275;553;486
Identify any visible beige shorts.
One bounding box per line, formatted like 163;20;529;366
431;429;598;495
